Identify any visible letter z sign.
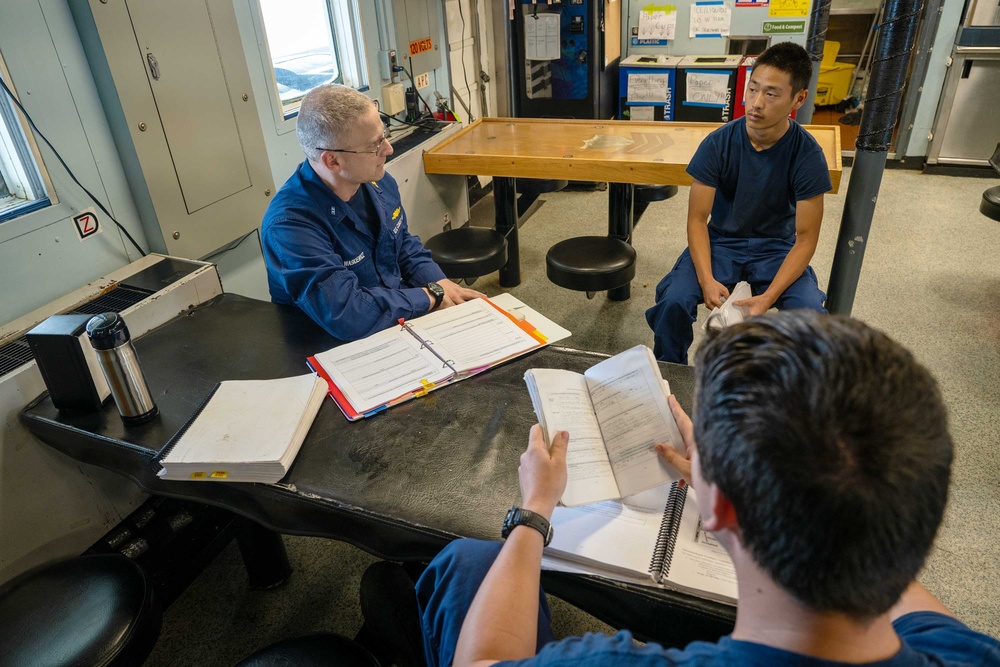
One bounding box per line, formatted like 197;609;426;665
73;207;103;241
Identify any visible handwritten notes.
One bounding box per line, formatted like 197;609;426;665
638;5;677;40
524;13;560;61
685;71;731;107
690;2;732;38
769;0;809;16
627;73;670;103
628;106;655;121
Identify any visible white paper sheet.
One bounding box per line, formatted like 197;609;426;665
689;2;732;37
627;72;670;103
638;8;677;40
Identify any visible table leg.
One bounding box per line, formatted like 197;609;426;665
608;182;635;302
235;519;292;589
493;176;520;287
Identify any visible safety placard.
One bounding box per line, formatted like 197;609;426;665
408;37;433;57
73;208;103;241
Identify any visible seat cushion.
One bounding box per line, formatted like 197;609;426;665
981;185;1000;222
0;554;162;667
235;633;380;667
546;236;637;292
634;184;679;204
425;227;508;279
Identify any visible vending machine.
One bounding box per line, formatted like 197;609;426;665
511;0;620;119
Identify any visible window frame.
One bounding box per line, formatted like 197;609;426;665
252;0;371;134
0;54;55;223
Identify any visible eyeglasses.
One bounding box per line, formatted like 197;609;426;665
317;132;389;156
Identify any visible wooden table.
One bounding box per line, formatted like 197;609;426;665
424;117;842;300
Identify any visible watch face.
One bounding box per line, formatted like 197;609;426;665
429;282;445;298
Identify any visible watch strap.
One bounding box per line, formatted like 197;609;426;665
502;506;552;546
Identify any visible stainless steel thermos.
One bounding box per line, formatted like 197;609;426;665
85;312;158;425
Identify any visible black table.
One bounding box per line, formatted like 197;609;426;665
21;293;735;646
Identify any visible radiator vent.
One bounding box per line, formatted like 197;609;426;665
0;285;153;378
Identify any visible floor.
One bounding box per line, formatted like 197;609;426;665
146;165;1000;665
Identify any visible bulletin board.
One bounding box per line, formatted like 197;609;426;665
624;0;810;57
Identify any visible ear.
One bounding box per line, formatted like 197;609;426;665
791;87;809;111
699;482;740;534
322;150;344;172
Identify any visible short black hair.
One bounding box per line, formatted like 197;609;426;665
693;311;952;618
754;41;812;94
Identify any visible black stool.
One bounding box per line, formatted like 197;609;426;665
0;554;162;666
634;184;679;227
981;142;1000;223
425;226;508;283
234;633;380;666
546;236;637;299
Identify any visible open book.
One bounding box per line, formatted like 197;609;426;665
705;281;751;331
545;482;738;605
157;374;326;483
309;296;570;421
524;345;685;507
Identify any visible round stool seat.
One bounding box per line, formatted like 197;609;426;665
981;185;1000;222
634;184;679;203
546;236;637;293
235;633;380;667
425;227;508;279
0;554;162;667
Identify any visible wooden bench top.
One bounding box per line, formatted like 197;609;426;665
423;117;842;194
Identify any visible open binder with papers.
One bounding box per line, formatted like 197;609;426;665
309;295;570;421
544;482;738;605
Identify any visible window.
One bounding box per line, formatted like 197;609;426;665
258;0;369;119
0;67;51;222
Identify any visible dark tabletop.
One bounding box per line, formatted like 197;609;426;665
21;293;735;645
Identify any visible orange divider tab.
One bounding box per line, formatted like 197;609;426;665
483;298;548;343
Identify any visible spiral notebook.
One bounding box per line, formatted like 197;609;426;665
544;482;738;605
156;374;326;483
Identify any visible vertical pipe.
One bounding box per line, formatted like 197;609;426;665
607;183;635;301
826;0;923;314
494;177;521;286
797;0;833;124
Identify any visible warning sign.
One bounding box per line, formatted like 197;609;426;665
73;208;102;241
408;37;433;57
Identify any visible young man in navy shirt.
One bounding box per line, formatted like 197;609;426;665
414;311;999;666
261;84;482;342
646;42;830;364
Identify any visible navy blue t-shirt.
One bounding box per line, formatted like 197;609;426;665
498;612;1000;666
686;117;832;239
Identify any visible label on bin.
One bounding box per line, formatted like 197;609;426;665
762;20;806;33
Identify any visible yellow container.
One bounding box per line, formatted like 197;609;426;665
816;63;855;106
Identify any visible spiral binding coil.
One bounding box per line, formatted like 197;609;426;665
649;482;687;583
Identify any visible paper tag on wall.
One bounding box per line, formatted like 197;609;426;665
73;208;103;241
690;1;732;38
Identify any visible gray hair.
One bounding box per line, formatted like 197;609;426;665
296;84;375;160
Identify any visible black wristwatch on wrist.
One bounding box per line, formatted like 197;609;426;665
426;281;445;310
501;506;553;546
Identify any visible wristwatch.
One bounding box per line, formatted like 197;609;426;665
501;506;553;546
426;281;445;310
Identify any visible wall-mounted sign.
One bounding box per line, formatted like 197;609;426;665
73;208;103;241
408;37;433;57
762;19;806;33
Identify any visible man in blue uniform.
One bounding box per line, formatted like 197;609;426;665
261;84;483;342
414;311;999;666
646;42;831;364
